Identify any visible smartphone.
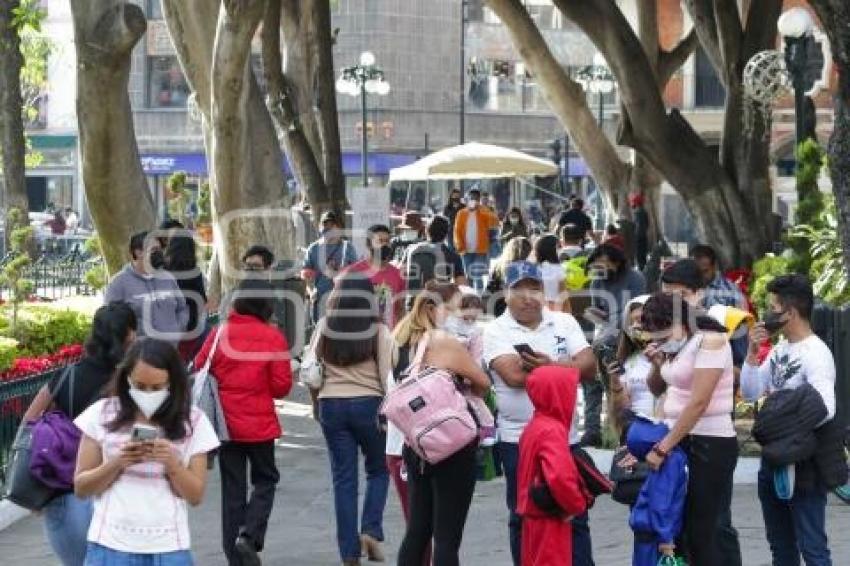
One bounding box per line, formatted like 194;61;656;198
131;423;159;442
514;344;536;356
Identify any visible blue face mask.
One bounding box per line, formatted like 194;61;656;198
659;337;688;355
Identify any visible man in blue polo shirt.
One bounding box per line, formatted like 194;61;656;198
483;261;597;566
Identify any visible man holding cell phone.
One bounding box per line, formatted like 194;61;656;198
482;261;597;566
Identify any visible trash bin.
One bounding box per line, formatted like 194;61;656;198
812;302;850;428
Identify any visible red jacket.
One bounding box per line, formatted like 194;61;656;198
518;366;589;566
194;312;293;442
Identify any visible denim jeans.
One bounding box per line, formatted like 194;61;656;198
758;465;832;566
319;397;389;561
83;543;193;565
462;253;488;294
43;492;93;566
498;442;594;566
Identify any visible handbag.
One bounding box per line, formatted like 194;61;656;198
299;320;325;389
610;446;650;506
6;365;78;510
191;326;230;442
657;556;687;566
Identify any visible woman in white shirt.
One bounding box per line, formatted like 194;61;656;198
74;339;219;565
533;234;568;312
606;295;657;437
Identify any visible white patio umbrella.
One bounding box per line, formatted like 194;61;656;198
388;142;559;182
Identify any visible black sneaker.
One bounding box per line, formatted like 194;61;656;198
579;431;603;448
235;535;262;566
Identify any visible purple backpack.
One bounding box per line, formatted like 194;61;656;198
29;367;83;490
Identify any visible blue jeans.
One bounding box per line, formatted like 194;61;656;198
498;442;594;566
83;543;193;565
758;466;832;566
319;397;389;561
44;492;93;566
462;253;488;293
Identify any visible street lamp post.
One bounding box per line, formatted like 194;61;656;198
778;7;815;152
336;51;390;187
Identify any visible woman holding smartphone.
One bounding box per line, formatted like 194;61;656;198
74;339;220;565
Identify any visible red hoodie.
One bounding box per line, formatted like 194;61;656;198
194;312;293;442
518;366;589;566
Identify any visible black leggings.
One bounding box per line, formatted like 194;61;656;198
681;435;739;566
397;443;478;566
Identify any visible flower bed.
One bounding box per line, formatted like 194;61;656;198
0;343;83;383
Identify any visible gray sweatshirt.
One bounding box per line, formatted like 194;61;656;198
104;264;189;343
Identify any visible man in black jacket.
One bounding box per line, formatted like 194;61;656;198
741;275;838;565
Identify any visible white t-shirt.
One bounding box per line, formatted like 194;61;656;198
540;262;565;302
622;352;655;418
741;334;836;421
483;309;590;444
74;398;220;554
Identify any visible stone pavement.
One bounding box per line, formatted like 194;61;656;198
2;385;850;565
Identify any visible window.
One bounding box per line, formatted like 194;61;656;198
147;56;190;108
694;47;725;108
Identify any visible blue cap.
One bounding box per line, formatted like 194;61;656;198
505;261;543;289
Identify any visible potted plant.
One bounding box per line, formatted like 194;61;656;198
166;171;189;226
196;181;213;243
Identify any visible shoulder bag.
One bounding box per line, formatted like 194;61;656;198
191;326;230;441
609;445;650;506
7;365;79;510
299;320;325;390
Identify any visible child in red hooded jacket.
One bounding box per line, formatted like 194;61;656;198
518;366;590;566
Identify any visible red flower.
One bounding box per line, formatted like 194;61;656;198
0;342;84;382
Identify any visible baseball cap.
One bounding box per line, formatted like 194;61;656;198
505;261;543;289
319;210;340;225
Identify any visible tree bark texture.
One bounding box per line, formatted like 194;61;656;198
809;0;850;274
70;1;155;273
0;0;30;238
276;0;346;219
547;0;777;266
163;0;296;297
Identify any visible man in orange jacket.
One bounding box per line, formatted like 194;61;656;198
453;188;498;293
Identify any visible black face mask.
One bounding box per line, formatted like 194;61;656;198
763;309;789;334
373;245;393;263
149;250;165;270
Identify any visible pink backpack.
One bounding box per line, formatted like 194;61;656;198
380;333;478;464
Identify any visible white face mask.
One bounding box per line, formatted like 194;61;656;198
659;337;688;355
468;200;479;210
128;379;170;419
402;229;419;241
442;314;476;338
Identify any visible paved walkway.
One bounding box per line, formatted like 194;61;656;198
2;385;850;565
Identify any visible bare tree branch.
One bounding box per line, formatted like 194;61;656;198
712;0;743;84
684;0;726;86
485;0;631;206
741;0;782;64
658;29;700;86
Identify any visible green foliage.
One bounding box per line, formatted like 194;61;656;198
0;306;92;358
166;171;189;224
0;208;34;336
751;254;791;313
197;181;212;224
787;139;826;274
789;197;850;307
82;236;107;291
0;336;20;372
10;0;46;32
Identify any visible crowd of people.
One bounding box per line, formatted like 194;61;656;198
21;190;846;566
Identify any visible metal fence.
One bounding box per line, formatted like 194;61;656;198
0;368;60;492
0;238;102;301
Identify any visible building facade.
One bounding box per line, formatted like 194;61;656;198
31;0;835;240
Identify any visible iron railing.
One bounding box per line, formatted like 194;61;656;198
0;367;62;492
0;241;102;302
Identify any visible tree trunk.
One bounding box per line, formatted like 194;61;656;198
809;0;850;274
485;0;631;210
163;0;296;298
0;0;30;241
70;1;155;273
277;0;346;220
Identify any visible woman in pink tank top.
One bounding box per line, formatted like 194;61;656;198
639;293;738;566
